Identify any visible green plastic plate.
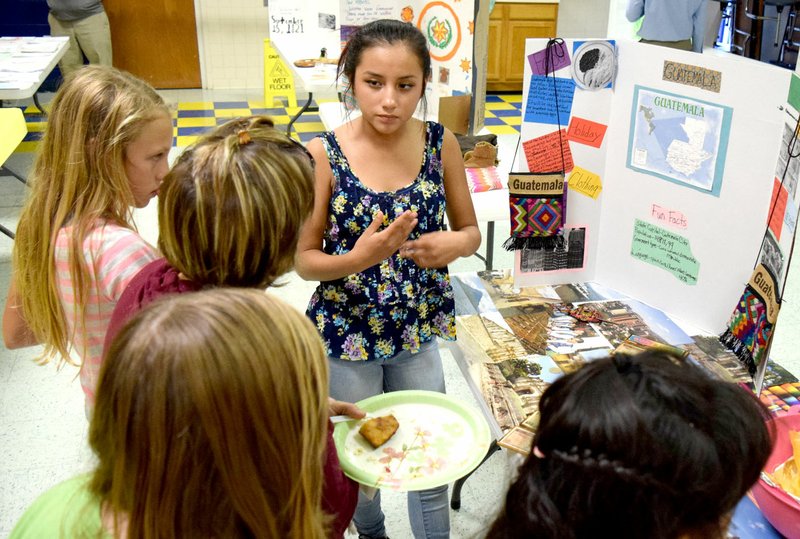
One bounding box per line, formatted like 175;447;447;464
333;390;492;491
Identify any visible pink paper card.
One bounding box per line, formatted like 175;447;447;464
566;116;608;148
522;129;574;173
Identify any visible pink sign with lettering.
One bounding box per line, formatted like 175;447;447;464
651;204;688;229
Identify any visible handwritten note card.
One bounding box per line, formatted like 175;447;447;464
342;0;395;25
662;60;722;93
631;219;699;285
527;41;571;76
566;116;608;148
522;129;574;173
524;75;575;125
568;166;602;199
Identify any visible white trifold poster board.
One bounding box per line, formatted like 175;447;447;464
513;39;798;338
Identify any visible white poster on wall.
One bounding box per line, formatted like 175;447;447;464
339;0;476;98
340;0;396;26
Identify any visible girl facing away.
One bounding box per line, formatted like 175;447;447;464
295;18;481;539
2;65;169;409
103;115;316;347
487;351;773;539
102;115;360;538
11;289;333;538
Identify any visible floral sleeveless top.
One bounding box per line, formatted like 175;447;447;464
307;121;456;361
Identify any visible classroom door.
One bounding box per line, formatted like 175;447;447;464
104;0;201;89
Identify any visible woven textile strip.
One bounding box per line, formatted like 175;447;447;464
719;264;781;375
503;172;567;251
465;166;503;193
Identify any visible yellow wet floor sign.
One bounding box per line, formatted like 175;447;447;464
264;39;297;108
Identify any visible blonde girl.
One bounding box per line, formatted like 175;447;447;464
11;288;331;538
2;66;170;409
295;19;481;539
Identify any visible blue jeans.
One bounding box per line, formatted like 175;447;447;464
329;339;450;539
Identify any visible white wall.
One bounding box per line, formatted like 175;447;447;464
557;0;610;38
195;0;269;90
192;0;617;91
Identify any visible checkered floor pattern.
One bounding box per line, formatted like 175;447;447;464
14;93;522;152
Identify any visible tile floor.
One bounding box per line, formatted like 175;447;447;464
14;92;524;151
1;88;800;538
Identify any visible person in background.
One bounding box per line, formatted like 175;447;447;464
11;289;334;538
47;0;113;76
2;66;167;412
102;115;361;538
487;350;773;539
626;0;709;53
296;18;481;539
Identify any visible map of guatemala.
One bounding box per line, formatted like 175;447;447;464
627;86;732;196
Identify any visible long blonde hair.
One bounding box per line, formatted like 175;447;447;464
158;116;315;287
12;65;169;364
90;288;330;538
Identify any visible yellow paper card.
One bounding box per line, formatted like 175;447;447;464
568;166;602;199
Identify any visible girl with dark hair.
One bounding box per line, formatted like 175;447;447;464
488;350;773;539
296;18;481;539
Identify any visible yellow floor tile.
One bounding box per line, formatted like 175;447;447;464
23;105;46;114
485;102;516;111
176;117;217;128
178;102;214;110
293;122;325;133
176;135;201;147
485;124;520;135
502;115;522;126
215;108;252;118
268;115;292;125
25;122;46;132
14;141;38;153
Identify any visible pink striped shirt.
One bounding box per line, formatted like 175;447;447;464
55;220;157;409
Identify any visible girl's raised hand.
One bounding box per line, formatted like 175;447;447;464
400;230;472;269
353;210;418;267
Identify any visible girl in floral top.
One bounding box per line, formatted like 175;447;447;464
296;18;480;539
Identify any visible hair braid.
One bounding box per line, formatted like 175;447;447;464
547;447;680;497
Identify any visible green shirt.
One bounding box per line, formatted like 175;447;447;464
10;475;108;539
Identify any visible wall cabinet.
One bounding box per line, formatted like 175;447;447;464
488;3;559;92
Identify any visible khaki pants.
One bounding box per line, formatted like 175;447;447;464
48;10;113;77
